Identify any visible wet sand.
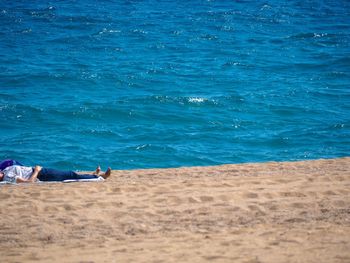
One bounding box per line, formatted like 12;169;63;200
0;157;349;262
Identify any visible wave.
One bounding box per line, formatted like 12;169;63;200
287;32;329;39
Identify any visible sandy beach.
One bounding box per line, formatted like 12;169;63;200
0;157;349;262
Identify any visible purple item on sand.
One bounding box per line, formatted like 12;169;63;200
0;159;24;171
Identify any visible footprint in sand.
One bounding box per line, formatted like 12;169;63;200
83;202;95;208
63;204;73;211
323;190;337;196
228;206;241;212
199;196;214;202
284;217;306;223
0;193;11;199
154;198;167;203
43;205;59;212
332;200;346;207
291;202;307;209
168;196;182;205
243;192;259;199
248;205;266;216
218;194;231;201
188;197;201;203
108;187;122;193
266;204;279;211
262;193;274;199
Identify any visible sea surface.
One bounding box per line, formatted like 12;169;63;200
0;0;349;170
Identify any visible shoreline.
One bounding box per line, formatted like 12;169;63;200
110;156;350;172
112;156;350;171
1;157;349;262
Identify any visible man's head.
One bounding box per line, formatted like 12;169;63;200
0;171;4;181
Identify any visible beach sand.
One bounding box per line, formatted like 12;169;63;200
0;157;349;262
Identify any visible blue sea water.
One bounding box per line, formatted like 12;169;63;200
0;1;349;171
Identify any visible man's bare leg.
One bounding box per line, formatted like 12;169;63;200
101;167;111;179
93;165;101;175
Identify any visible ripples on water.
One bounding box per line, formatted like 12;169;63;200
0;1;349;170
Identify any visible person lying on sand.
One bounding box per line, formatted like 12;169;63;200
0;165;111;183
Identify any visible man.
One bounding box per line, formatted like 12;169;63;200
0;165;111;183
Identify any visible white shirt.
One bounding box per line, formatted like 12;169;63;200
3;165;34;183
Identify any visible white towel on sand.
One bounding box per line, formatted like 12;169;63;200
63;176;105;183
0;176;105;184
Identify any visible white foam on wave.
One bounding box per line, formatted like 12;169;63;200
188;97;205;103
99;28;121;35
313;33;327;38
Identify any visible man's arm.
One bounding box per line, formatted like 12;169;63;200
16;166;42;183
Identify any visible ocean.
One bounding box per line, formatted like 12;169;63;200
0;0;349;170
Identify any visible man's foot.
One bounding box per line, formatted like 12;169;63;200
93;165;101;175
101;167;111;179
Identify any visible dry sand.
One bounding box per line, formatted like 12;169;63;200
0;157;349;263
